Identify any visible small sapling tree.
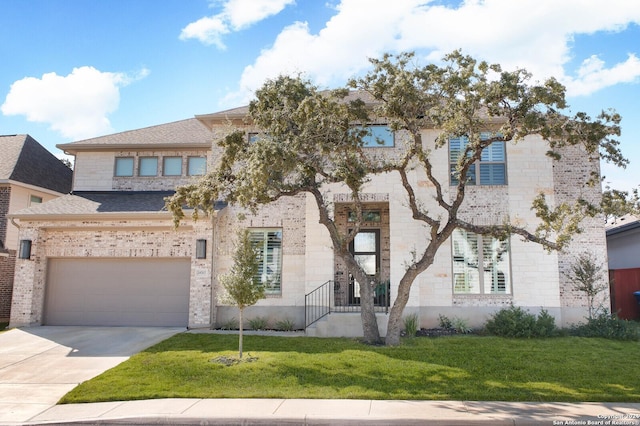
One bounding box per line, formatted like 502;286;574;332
219;229;265;358
565;252;608;319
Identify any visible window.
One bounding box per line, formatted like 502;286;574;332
249;229;282;294
347;210;381;223
360;125;394;147
139;157;158;176
29;195;42;205
452;229;510;294
248;132;260;143
349;230;380;276
449;135;506;185
163;157;182;176
114;157;134;177
188;157;207;176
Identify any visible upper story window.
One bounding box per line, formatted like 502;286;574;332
248;132;260;143
360;125;394;147
29;195;43;205
163;157;182;176
449;135;506;186
188;157;207;176
139;157;158;177
114;157;134;177
452;228;510;295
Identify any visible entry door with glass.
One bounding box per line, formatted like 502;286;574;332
348;229;380;305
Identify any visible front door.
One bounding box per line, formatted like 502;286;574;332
348;229;380;305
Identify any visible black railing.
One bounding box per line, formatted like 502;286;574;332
305;280;332;328
305;279;391;329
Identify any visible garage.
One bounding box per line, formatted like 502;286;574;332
44;258;191;326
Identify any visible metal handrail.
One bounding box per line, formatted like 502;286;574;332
305;280;332;328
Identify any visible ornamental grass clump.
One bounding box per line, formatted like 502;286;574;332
403;313;419;337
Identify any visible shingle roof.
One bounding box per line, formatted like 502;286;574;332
194;91;380;128
9;191;175;216
606;214;640;236
56;118;212;153
0;134;73;194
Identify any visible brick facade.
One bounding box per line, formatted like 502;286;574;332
10;217;213;328
0;187;12;320
0;187;9;249
0;252;15;321
554;145;609;321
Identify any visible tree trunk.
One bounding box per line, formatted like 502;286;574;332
346;260;380;344
359;277;380;344
385;269;419;346
238;307;244;359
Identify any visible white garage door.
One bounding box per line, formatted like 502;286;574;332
44;258;191;326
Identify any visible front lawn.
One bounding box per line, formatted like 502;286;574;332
60;334;640;403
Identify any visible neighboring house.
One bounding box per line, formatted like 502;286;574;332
606;214;640;319
9;100;607;335
0;135;73;322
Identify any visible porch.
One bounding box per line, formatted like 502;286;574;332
304;279;390;336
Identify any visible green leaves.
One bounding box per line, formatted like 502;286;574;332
219;229;265;309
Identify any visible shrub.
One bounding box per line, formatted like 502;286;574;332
570;311;640;341
534;309;557;337
403;313;419;337
274;318;296;331
484;306;557;338
438;314;453;329
248;316;269;331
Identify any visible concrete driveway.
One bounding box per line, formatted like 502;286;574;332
0;326;183;424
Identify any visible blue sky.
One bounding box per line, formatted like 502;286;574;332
1;0;639;193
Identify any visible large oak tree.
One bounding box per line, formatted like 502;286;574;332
168;51;626;345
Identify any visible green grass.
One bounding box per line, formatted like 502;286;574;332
60;334;640;404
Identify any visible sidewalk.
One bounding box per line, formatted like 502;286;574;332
18;398;640;425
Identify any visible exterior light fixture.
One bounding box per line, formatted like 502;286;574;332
19;240;32;259
196;239;207;259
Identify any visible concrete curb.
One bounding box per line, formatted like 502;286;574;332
16;399;640;426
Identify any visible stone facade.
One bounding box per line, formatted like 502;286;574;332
8;115;607;334
213;195;309;329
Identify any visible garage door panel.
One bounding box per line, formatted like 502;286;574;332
45;258;191;327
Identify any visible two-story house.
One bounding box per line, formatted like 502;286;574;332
1;134;72;322
8;100;607;336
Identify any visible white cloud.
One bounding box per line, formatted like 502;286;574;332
225;0;640;104
180;0;295;48
180;15;229;49
1;66;148;140
566;54;640;96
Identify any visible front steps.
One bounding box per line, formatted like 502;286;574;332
305;312;389;338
